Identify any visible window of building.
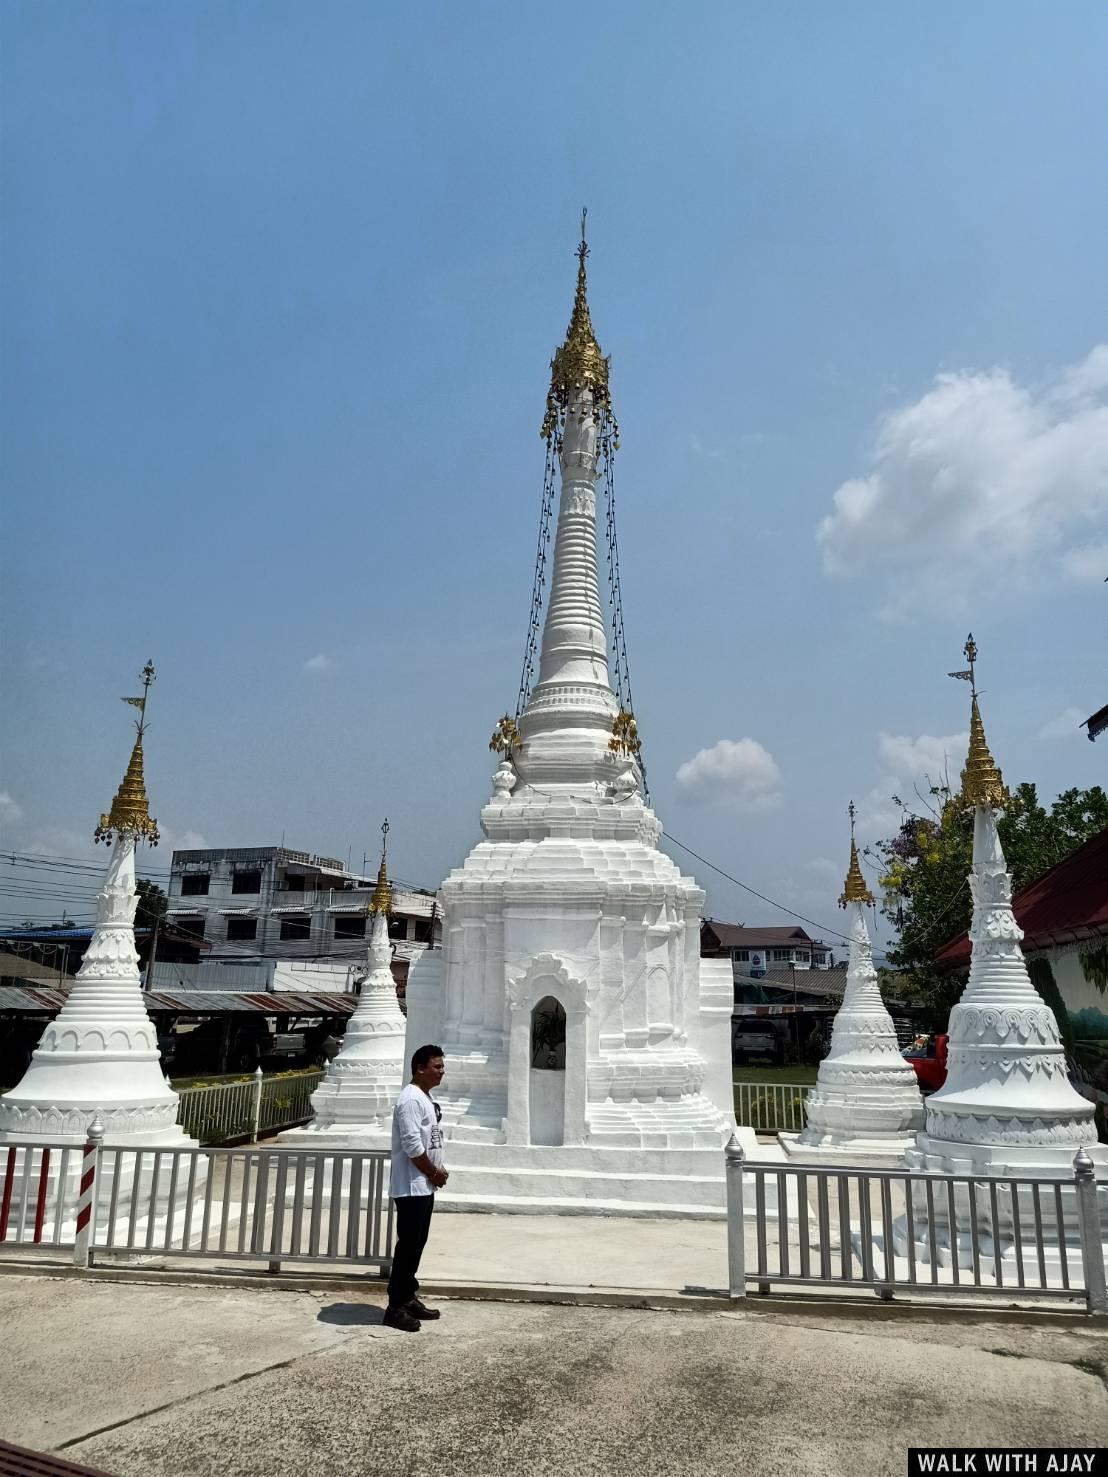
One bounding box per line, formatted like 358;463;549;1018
334;915;366;940
283;873;306;892
412;917;434;944
388;916;408;940
795;951;810;963
771;949;790;962
226;918;258;942
232;870;262;895
733;949;750;962
181;874;210;897
175;916;206;941
280;916;311;941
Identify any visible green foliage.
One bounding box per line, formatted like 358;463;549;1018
868;781;1108;1017
1027;957;1073;1051
135;878;168;928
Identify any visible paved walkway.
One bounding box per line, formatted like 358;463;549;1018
1;1274;1105;1477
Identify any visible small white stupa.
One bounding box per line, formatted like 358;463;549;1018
0;664;193;1152
404;220;741;1216
284;821;405;1147
901;637;1104;1264
779;804;923;1163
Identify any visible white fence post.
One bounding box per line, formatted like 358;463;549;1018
1074;1147;1107;1316
73;1115;104;1269
252;1066;265;1143
725;1133;746;1299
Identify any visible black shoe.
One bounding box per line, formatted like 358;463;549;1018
383;1304;421;1333
405;1296;441;1321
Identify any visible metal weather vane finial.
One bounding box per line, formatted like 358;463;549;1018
540;207;614;443
94;660;160;847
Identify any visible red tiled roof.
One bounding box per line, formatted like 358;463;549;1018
934;823;1108;969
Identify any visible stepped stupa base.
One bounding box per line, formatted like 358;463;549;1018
431;1130;763;1219
896;1133;1108;1271
777;1131;916;1168
279;1120;391;1152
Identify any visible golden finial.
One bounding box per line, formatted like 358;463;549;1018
839;801;874;907
369;817;392;915
94;661;160;846
541;208;616;442
608;709;642;759
489;714;522;758
952;633;1009;810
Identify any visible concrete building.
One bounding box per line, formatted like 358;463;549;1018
165;846;439;990
700;922;835;982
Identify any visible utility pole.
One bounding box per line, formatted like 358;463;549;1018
143;911;162;991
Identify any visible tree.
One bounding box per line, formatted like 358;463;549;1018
134;878;168;929
868;781;1108;1019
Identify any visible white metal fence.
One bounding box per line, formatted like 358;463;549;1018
724;1138;1108;1314
174;1068;323;1145
0;1136;394;1274
734;1080;812;1134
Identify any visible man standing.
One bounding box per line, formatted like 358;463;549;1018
383;1044;447;1333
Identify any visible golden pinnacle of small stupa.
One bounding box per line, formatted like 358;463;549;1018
540;208;616;442
839;801;874;907
93;661;160;847
952;634;1009;811
369;817;392;916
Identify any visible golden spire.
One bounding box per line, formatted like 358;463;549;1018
951;634;1008;810
369;817;392;916
541;208;615;441
839;801;874;907
94;661;160;846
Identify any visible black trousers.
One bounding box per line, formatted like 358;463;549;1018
387;1193;435;1308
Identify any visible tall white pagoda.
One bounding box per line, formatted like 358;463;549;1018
0;665;193;1152
404;222;741;1215
284;822;406;1146
909;637;1101;1178
779;804;923;1163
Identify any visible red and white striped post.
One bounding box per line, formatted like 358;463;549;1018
73;1115;104;1269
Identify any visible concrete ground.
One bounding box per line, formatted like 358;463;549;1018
1;1273;1105;1477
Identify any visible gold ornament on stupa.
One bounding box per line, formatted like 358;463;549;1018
608;709;642;759
949;634;1008;811
541;209;617;444
94;662;160;847
489;714;522;758
369;818;392;916
839;801;874;907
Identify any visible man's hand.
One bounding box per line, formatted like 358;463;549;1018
431;1167;449;1189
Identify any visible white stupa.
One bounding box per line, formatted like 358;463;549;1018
900;637;1104;1264
404;223;743;1216
283;825;405;1147
0;665;193;1152
779;805;923;1163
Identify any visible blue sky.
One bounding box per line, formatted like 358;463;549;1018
3;2;1107;950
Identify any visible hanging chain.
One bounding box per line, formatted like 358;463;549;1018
599;410;648;797
515;423;560;720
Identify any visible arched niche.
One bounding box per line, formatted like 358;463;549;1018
505;955;587;1148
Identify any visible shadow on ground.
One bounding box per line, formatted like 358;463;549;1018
316;1301;386;1327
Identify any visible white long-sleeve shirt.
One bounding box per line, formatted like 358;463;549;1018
390;1084;444;1198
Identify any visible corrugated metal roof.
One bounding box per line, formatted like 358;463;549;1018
0;984;359;1015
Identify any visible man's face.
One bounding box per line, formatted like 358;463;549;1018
417;1055;446;1089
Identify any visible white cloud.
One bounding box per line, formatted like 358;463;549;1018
1038;706;1086;741
1060;543;1108;585
303;653;333;673
157;825;210;854
0;791;24;828
675;738;783;813
817;346;1108;611
855;729;967;839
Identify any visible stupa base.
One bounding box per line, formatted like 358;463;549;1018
777;1131;916;1168
279;1120;392;1151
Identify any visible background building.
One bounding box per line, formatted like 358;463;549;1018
159;846;439;994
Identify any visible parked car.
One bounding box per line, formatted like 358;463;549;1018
732;1019;782;1065
903;1032;948;1094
